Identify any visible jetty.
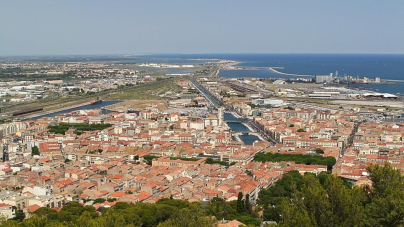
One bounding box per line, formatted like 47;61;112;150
269;67;314;77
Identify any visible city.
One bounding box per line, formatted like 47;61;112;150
0;55;403;226
1;1;404;227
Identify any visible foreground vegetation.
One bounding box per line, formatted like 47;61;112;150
2;163;403;227
260;162;404;227
0;197;258;227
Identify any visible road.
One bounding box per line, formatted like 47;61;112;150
340;120;361;157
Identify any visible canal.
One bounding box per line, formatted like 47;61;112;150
224;113;260;145
31;100;121;120
190;79;220;108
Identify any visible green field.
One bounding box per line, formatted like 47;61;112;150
106;80;182;100
2;79;180;116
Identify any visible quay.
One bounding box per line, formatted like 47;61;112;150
269;67;314;77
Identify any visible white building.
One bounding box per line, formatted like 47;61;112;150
252;99;284;107
315;74;333;84
0;204;14;219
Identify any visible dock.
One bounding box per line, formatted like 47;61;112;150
269;67;314;77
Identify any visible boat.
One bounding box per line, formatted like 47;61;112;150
127;109;139;114
91;99;102;105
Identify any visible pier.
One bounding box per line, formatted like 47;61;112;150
269;67;314;77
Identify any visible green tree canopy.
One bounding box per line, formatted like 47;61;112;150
31;146;40;156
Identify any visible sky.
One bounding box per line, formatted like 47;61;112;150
1;0;403;56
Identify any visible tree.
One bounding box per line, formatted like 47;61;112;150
276;172;368;227
76;211;98;227
17;215;48;227
324;175;365;227
13;210;25;222
245;194;252;214
365;162;404;227
97;209;127;227
289;124;294;127
99;170;107;175
33;207;56;217
314;148;324;154
237;192;246;213
297;129;305;132
31;146;40;156
157;207;216;227
279;200;315;227
298;174;331;226
107;198;117;202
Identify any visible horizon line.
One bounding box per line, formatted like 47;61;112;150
1;52;404;58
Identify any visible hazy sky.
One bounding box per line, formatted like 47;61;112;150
1;1;403;55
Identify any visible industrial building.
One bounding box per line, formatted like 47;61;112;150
315;73;334;84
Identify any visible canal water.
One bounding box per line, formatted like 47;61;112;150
31;100;121;120
224;113;259;145
190;79;220;108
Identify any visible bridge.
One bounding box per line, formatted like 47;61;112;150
233;132;260;136
225;118;249;123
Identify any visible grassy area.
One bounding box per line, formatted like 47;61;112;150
2;79;177;115
106;79;182;100
107;91;157;100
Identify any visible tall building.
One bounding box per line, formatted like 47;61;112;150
315;74;333;84
218;108;224;126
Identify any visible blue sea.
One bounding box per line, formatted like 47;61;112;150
135;54;404;94
137;53;404;79
22;53;404;93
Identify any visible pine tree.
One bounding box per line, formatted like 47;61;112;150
365;162;404;227
245;194;252;214
237;192;246;213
